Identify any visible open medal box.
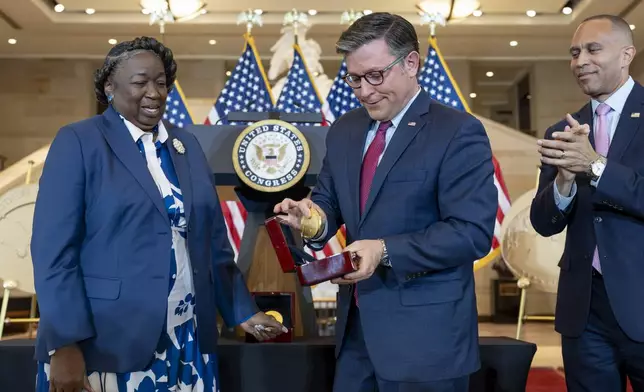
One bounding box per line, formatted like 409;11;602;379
264;216;357;286
245;291;295;343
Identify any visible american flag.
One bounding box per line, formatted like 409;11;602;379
204;34;274;125
275;44;326;126
163;81;193;127
321;60;361;124
420;37;511;269
271;44;348;259
201;39;342;261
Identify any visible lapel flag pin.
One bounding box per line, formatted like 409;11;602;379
632;113;640;118
408;122;416;126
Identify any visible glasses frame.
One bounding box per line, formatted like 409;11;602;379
341;54;407;89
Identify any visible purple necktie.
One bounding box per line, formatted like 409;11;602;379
354;120;392;306
592;103;612;274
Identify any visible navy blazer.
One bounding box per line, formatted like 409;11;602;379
531;81;644;342
310;90;498;382
31;106;257;373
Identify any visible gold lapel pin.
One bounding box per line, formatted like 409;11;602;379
631;113;640;118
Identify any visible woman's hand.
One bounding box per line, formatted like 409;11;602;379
240;312;289;341
49;344;94;392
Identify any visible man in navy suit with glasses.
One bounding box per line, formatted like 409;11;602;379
274;12;498;392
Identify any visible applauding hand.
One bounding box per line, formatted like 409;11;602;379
538;113;598;174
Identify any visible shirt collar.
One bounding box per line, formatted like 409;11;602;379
591;76;635;116
377;86;422;129
120;115;168;144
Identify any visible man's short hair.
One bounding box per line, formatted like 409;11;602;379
581;14;634;45
335;12;420;59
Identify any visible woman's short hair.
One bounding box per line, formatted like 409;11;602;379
93;36;177;105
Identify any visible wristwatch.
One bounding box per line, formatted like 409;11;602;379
589;155;607;182
379;239;391;267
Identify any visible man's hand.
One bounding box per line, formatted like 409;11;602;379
240;312;289;341
538;114;598;175
273;198;326;232
332;240;384;284
49;344;94;392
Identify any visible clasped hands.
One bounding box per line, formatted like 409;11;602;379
537;114;600;182
240;312;289;341
273;198;384;285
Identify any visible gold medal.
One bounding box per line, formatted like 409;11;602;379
265;310;284;324
300;208;322;239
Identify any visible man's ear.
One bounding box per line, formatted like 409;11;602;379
404;51;421;78
622;45;636;68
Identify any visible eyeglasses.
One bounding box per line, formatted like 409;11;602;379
342;55;405;89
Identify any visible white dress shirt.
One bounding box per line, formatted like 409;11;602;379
362;87;422;162
313;86;422;241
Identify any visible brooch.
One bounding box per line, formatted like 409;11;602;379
172;138;185;154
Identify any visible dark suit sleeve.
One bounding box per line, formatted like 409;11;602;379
592;160;644;220
308;126;344;249
31;126;95;352
385;118;498;278
188;133;258;327
529;126;571;237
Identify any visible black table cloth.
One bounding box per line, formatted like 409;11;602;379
0;336;536;392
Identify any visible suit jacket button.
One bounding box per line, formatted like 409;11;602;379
551;217;557;223
595;217;602;223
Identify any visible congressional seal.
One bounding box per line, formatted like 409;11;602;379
232;120;310;193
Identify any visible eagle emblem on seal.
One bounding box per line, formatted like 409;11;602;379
254;143;288;173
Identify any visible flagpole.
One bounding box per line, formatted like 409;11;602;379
283;9;308;46
419;11;446;39
235;8;274;106
237;9;262;38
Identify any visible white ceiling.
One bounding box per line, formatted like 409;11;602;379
0;0;641;60
0;0;643;108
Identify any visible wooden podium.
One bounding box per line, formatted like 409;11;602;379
185;112;329;338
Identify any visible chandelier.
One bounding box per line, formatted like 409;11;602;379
140;0;207;24
417;0;479;21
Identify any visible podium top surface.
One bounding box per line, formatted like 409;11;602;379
184;124;329;187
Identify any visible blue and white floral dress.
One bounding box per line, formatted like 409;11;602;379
36;118;219;392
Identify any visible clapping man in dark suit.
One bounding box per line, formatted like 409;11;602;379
531;14;644;391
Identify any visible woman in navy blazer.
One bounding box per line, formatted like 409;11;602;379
31;36;286;392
